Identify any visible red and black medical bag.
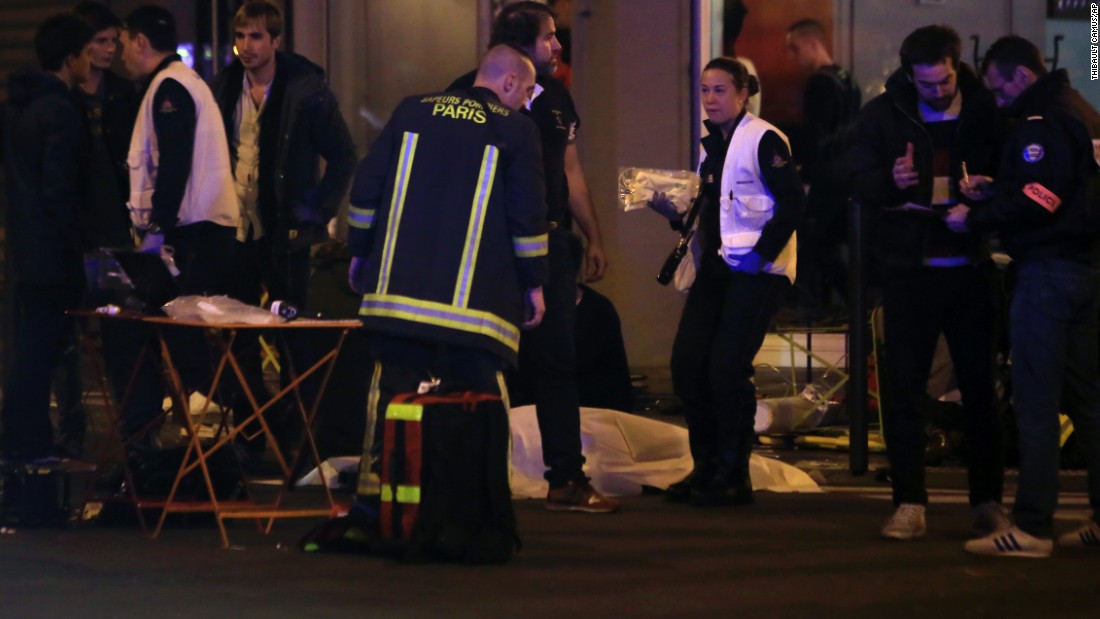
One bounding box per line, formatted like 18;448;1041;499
379;390;518;564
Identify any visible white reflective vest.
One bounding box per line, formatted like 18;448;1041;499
127;61;239;231
700;112;797;283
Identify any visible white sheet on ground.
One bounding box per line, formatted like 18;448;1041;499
297;405;821;496
508;405;820;498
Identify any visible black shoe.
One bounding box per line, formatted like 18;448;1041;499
665;465;714;503
688;468;753;508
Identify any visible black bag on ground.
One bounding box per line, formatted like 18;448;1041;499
0;463;74;527
379;391;518;564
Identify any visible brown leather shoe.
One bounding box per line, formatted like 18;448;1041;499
546;477;620;513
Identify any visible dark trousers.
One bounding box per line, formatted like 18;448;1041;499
358;335;507;495
51;318;86;457
225;237;314;448
795;188;848;307
671;258;788;476
99;317;165;438
880;264;1003;507
117;222;237;435
516;228;584;487
1;282;84;459
1010;259;1100;537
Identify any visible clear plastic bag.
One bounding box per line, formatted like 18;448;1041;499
618;167;701;213
162;295;284;325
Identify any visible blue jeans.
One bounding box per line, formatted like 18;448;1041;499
1011;259;1100;537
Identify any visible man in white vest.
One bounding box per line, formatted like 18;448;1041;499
120;5;239;295
114;6;240;444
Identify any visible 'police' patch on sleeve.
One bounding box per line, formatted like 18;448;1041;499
770;151;790;168
1022;143;1044;163
1023;182;1062;213
158;97;177;114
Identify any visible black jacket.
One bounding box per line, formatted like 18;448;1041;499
3;70;85;285
71;69;139;248
849;63;1002;274
212;52;356;251
967;70;1100;265
791;64;861;187
348;88;548;365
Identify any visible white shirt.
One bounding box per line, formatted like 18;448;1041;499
233;74;269;241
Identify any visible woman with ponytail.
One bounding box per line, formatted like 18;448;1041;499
651;57;805;507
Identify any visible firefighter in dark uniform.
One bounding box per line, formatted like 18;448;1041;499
948;36;1100;558
346;45;548;499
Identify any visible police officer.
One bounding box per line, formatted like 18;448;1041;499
948;36;1100;558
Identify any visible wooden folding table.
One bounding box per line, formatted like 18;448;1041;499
77;311;361;547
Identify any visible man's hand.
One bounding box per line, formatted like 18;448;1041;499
959;174;994;201
893;142;919;190
139;231;165;254
945;204;970;233
647;191;682;222
348;256;368;294
721;250;764;274
563;143;607;283
522;286;545;329
584;240;608;282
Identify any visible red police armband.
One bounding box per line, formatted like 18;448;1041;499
1023;182;1062;213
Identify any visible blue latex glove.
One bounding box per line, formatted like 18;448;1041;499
140;231;165;254
721;250;764;274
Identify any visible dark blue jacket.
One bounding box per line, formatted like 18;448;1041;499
348;87;548;365
212;52;356;252
3;70;85;285
967;70;1100;265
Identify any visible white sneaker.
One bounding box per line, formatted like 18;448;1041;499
971;501;1012;537
964;526;1053;558
881;504;927;540
1058;518;1100;548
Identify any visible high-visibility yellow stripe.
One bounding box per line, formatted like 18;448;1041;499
386;403;424;422
380;484;421;504
360;293;520;352
496;370;513;484
512;233;549;257
1060;413;1075;447
377;132;419;294
356;361;385;497
348;206;376;230
453;145;498;307
495;370;510;411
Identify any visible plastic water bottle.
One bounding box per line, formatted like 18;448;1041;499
270;300;321;321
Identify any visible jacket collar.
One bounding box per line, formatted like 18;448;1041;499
1005;69;1069;118
141;54;182;92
